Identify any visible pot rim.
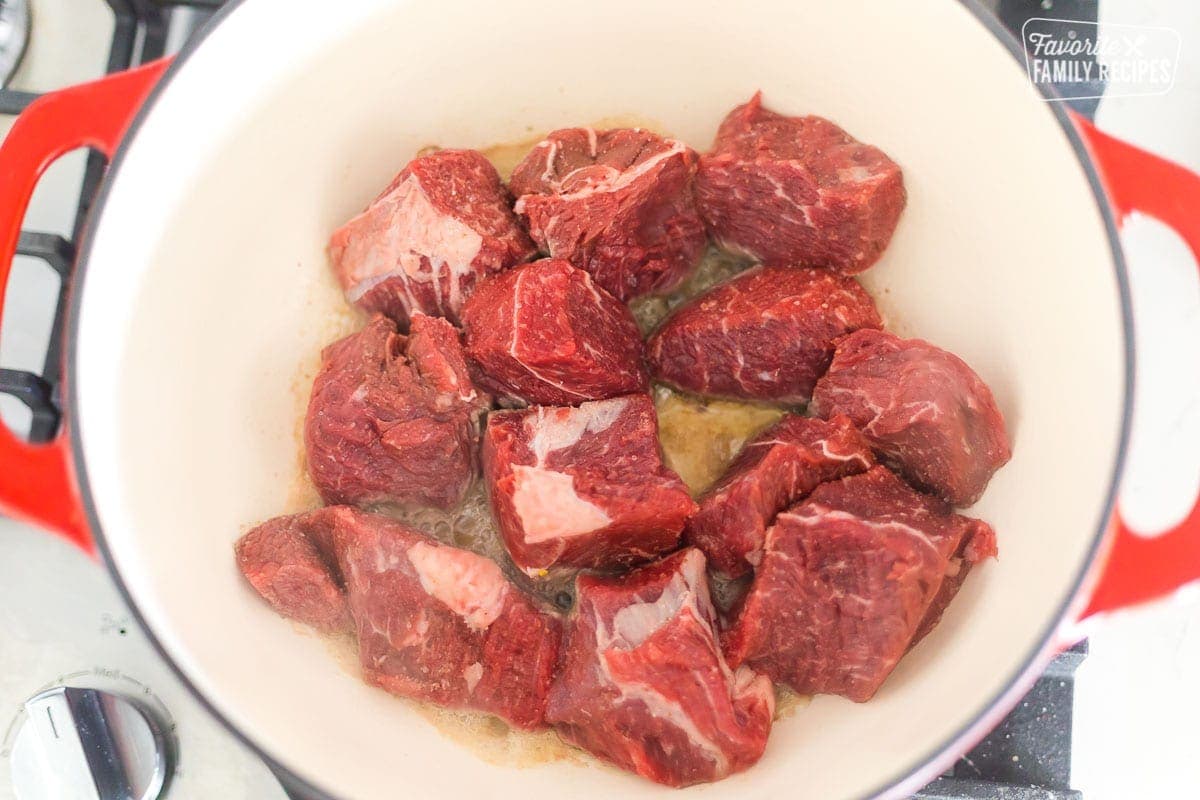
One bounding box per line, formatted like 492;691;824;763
63;1;1136;797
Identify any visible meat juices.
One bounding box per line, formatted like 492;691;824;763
482;395;696;574
235;508;350;634
647;265;882;403
236;507;561;730
329;149;536;327
461;258;648;406
547;548;774;787
723;467;997;703
811;329;1012;506
509;128;707;302
686;414;875;578
695;92;906;274
305;314;490;510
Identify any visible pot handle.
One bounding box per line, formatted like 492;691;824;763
0;60;170;553
1070;111;1200;618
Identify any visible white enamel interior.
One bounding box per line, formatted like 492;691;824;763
72;1;1128;798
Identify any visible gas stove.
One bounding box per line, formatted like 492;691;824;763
0;2;1196;799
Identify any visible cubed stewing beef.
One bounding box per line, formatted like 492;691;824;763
810;329;1012;506
695;92;906;274
686;414;875;577
647;265;882;403
547;548;774;787
722;467;996;703
236;507;562;730
510;128;707;302
235;507;350;634
329;149;536;326
461;258;648;406
305;314;491;510
482;394;695;574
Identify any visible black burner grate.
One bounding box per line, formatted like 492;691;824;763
0;0;219;443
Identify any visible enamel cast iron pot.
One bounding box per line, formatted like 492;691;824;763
1;1;1199;798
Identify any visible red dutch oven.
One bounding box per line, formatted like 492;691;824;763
0;1;1198;798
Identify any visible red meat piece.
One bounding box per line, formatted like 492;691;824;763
235;507;350;634
461;258;647;406
305;314;490;510
327;507;562;729
723;467;996;702
811;329;1012;506
647;265;882;403
547;548;774;787
695;93;906;274
329;149;536;326
686;414;874;577
482;394;695;573
509;128;706;302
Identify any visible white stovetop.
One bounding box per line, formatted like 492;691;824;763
0;1;1197;799
0;1;288;798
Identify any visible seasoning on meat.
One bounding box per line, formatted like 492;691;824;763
329;149;536;326
722;467;997;702
305;313;491;510
695;92;906;274
547;548;774;786
647;265;882;403
482;394;696;574
810;329;1012;506
686;414;875;577
510;128;707;302
461;258;647;406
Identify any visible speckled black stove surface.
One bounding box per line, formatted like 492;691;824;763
914;641;1087;800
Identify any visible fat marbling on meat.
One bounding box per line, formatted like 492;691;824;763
509;128;707;302
547;548;774;787
236;506;561;730
329;149;536;326
722;467;997;703
482;395;695;574
686;414;875;578
810;329;1012;506
306;314;490;510
461;258;647;406
695;92;906;274
647;265;882;403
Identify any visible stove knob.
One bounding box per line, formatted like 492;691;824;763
9;686;170;800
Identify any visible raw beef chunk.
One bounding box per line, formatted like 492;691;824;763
723;467;996;702
306;314;490;510
509;128;706;302
235;507;350;634
461;258;647;406
810;329;1011;506
695;93;906;274
329;149;536;326
482;395;695;573
546;548;774;787
330;507;560;729
647;265;882;403
686;414;874;578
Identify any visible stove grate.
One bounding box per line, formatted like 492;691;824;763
0;0;217;443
